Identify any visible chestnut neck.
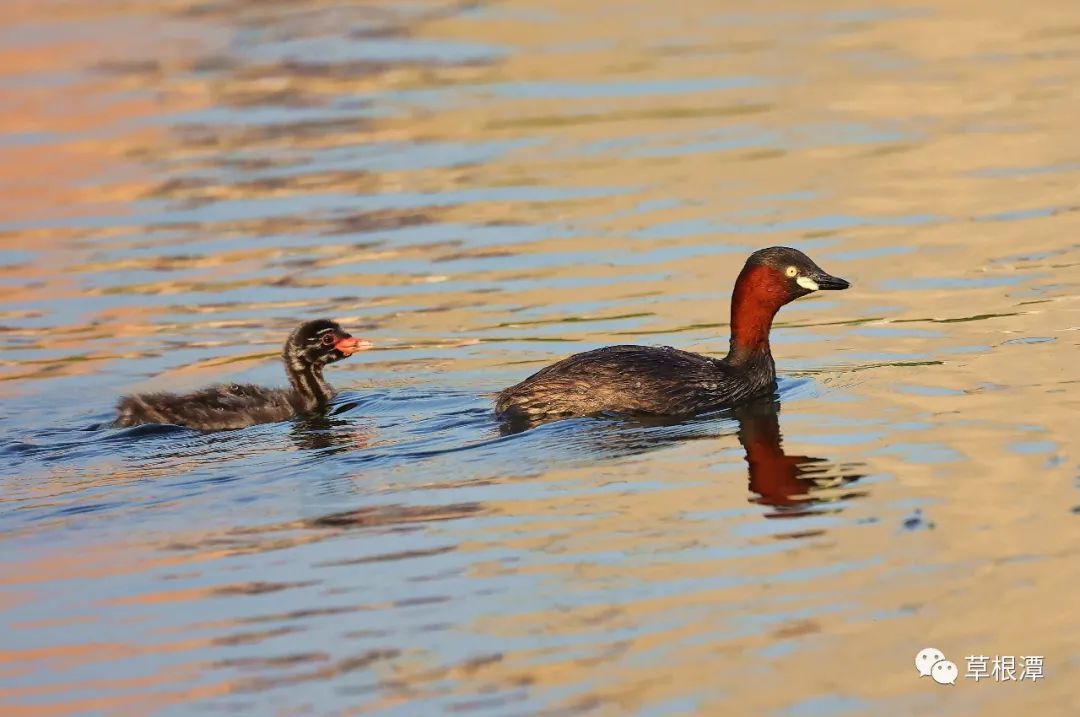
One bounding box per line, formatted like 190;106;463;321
283;344;333;412
724;264;790;367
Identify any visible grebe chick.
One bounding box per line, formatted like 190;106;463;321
115;319;371;431
495;247;849;426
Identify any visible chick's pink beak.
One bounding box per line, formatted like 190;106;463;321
334;336;373;356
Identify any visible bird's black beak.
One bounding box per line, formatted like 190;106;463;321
812;270;850;291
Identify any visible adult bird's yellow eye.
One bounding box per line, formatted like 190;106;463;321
785;265;798;278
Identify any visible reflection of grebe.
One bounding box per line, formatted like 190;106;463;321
290;413;374;452
115;320;371;431
735;399;865;512
496;247;849;428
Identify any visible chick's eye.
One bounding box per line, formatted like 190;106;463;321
785;266;798;278
321;333;336;345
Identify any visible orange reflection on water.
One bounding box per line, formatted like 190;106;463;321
1;0;1078;715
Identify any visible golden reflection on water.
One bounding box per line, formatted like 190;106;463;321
1;0;1078;715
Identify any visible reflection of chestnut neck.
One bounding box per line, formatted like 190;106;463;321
735;401;817;508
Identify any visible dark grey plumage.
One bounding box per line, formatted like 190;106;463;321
115;319;369;431
496;345;776;423
495;247;850;426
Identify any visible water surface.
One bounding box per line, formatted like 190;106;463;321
2;0;1078;715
